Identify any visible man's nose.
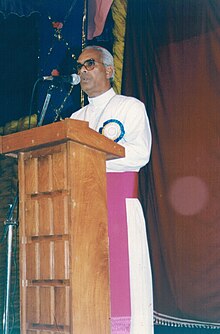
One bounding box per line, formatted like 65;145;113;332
78;64;88;74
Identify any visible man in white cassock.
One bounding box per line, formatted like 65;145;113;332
70;45;154;334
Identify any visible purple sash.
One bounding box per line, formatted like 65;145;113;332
107;172;138;333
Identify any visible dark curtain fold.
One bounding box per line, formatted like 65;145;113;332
0;0;84;128
0;0;78;20
122;0;220;323
0;13;39;127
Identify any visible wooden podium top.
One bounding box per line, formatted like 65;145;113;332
0;118;125;160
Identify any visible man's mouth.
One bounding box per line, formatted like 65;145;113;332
80;75;89;82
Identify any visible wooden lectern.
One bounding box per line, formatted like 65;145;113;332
0;119;125;333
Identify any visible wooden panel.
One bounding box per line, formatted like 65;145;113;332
18;138;110;333
26;243;37;280
38;197;53;236
18;152;28;334
0;135;2;153
68;142;110;334
24;157;38;194
54;287;70;325
51;148;67;191
26;287;39;323
54;240;69;279
19;144;72;332
39;241;52;280
38;155;52;192
25;199;38;237
25;286;70;330
1;118;125;160
39;287;53;324
52;194;68;235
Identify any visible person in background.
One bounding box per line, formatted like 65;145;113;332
70;45;153;334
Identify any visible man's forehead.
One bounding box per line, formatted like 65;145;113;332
78;49;101;62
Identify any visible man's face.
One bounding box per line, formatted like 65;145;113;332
77;49;113;98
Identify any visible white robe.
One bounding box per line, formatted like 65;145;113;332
71;88;154;334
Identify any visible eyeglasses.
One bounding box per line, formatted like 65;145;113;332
76;58;105;73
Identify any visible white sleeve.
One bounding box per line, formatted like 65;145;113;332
106;100;152;172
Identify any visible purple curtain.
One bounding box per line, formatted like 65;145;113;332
122;0;220;326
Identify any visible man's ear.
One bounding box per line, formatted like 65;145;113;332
105;66;114;79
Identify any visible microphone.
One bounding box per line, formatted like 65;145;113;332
42;74;80;85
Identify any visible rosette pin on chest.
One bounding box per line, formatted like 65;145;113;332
99;119;125;142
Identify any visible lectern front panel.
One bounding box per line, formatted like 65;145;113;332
18;141;110;334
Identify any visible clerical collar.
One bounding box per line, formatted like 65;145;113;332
88;88;116;107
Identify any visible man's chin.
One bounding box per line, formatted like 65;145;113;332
80;81;91;93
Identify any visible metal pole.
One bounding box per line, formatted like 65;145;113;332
2;195;18;334
37;90;52;127
3;224;13;334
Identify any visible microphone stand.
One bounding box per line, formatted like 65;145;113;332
37;83;55;127
2;192;18;334
52;83;74;123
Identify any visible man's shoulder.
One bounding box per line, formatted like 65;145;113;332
70;105;87;119
115;93;144;104
114;94;145;110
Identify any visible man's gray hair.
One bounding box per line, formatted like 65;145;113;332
83;45;115;81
